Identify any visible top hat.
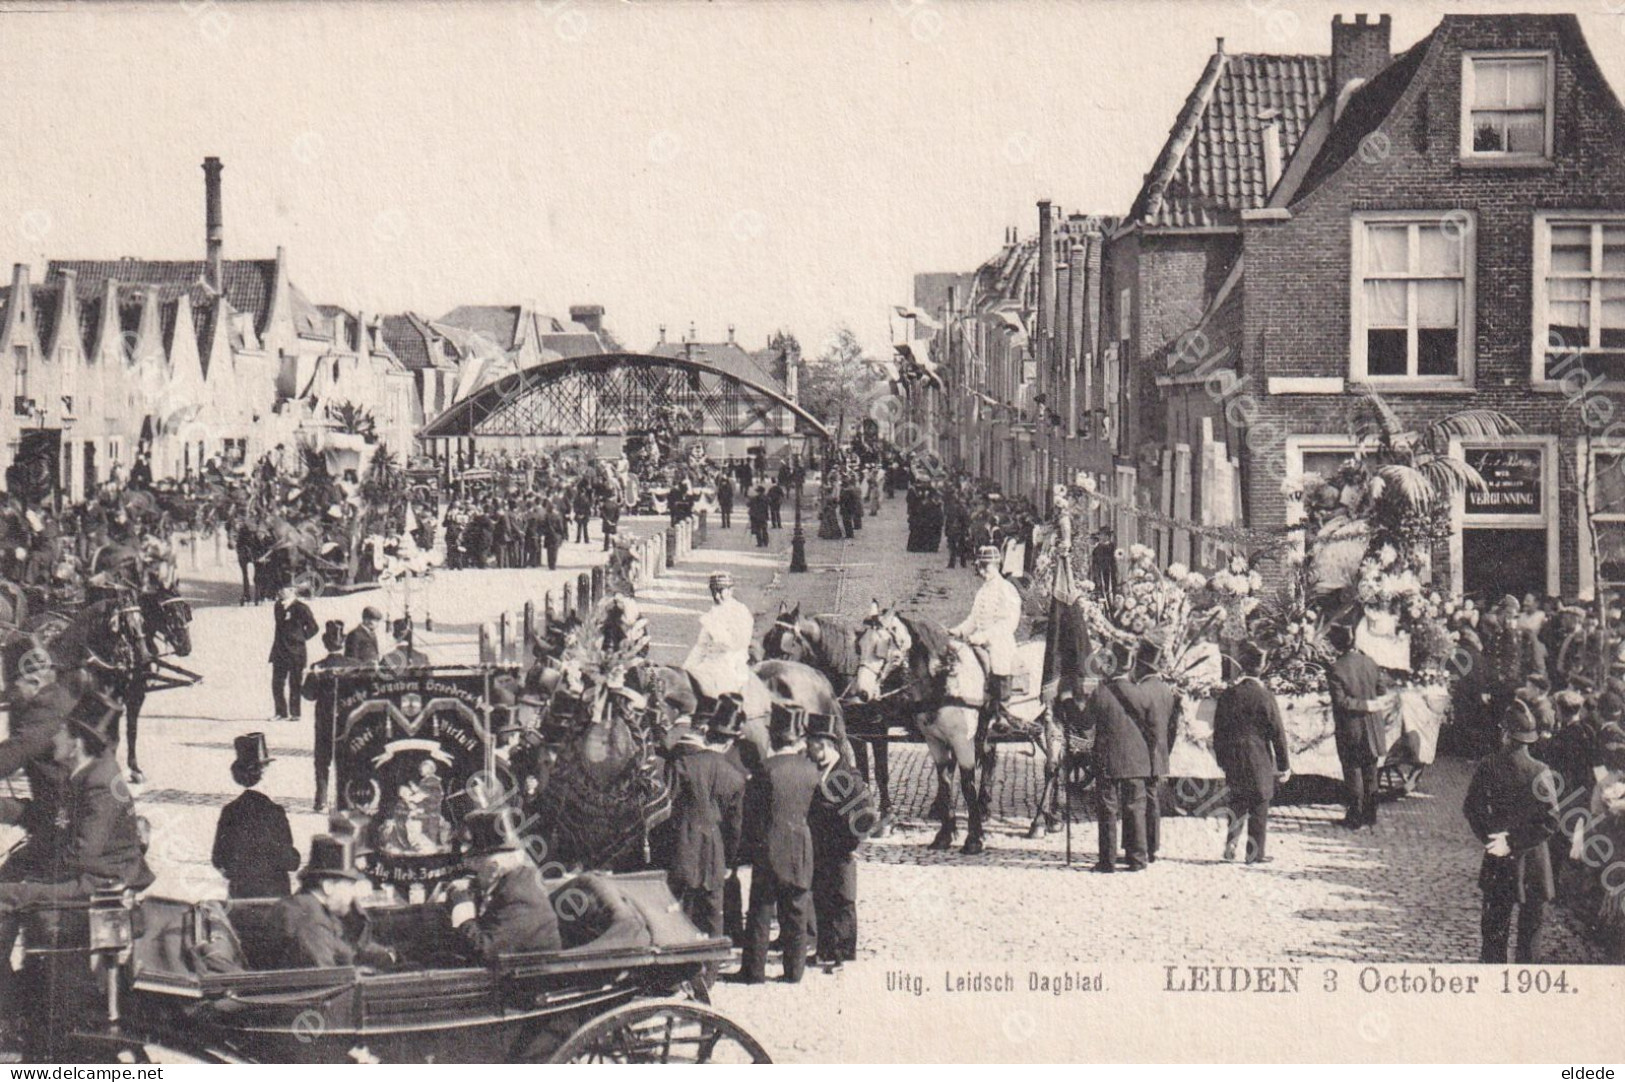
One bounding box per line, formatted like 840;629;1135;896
975;545;1001;565
232;732;274;771
321;619;346;654
67;689;122;750
391;617;412;639
1503;700;1540;744
705;693;746;738
805;711;840;743
460;808;523;856
708;571;733;590
300;834;364;882
769;701;808;740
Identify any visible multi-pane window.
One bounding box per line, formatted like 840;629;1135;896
1354;217;1471;380
1589;452;1625;589
1537;217;1625;380
1463;54;1551;157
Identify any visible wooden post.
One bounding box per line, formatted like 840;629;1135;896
578;572;592;611
591;565;605;602
562;580;575;619
499;611;513;663
478;623;495;665
696;510;707;547
544;590;557;630
665;528;677;569
522;601;536;666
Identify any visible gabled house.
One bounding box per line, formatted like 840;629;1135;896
1152;13;1625;599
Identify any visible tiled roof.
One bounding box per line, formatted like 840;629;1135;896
192;298;221;375
439;305;522;350
647;340;785;393
1293;35;1431;203
538;332;603;360
48;259;278;334
1128;52;1331;228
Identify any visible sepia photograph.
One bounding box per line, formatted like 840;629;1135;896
0;0;1621;1065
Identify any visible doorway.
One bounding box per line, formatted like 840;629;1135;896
1462;528;1549;602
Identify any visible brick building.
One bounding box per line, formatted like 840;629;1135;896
1154;13;1625;600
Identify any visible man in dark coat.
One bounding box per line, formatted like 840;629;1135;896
601;496;621;553
663;696;746;940
345;606;384;663
747;487;771;548
1079;644;1152;872
807;713;874;966
1133;641;1182;864
740;703;820;983
0;692;156;949
716;473;735;529
212;733;300;898
1464;701;1562;963
1213;643;1291;863
302;621;357;812
766;481;785;529
542;503;566;570
269;584;318;721
944;496;969;569
838;477;862;539
449;810;562;962
1326;623;1391;829
1089;531;1118;597
267;835;397;969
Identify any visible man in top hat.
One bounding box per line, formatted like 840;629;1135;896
1079;640;1152;872
267;834;397;970
1326;622;1393;830
684;572;755;705
448;809;561;962
303;620;359;812
0;690;155;973
211;733;300;898
345;606;385;663
950;545;1023;729
269;582;318;722
381;617;430;670
1463;700;1562;964
661;694;747;942
1132;634;1182;864
806;711;874;968
740;702;820;983
1212;642;1292;863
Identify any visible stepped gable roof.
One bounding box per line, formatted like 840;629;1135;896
1127;50;1331;228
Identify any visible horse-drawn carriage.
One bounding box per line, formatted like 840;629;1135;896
9;658;771;1064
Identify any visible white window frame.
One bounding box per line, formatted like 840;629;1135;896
1460;50;1555;163
1577;439;1625;600
1449;435;1560;598
1349;211;1476;389
1531;211;1625;388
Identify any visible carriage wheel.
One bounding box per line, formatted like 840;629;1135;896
547;1000;772;1063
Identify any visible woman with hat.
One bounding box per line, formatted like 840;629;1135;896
806;711;874;969
447;809;561;961
211;733;300;898
266;835;396;970
1463;700;1563;964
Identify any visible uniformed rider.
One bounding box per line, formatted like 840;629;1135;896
683;571;754;722
950;544;1022;728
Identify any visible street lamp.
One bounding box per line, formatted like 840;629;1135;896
789;469;808;573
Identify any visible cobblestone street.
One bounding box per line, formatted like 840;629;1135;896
24;488;1604;1062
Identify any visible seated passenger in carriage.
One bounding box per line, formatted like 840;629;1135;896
265;834;398;970
0;690;155;987
447;809;562;962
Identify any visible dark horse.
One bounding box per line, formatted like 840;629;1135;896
41;583;194;783
763;603;897;834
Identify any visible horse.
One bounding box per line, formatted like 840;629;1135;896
40;592;151;782
763;603;896;834
852;605;997;854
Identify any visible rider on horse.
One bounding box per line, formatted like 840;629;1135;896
950;545;1022;733
683;572;754;724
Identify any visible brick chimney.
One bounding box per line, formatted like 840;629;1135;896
203;157;224;292
569;304;605;334
1332;14;1392;95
